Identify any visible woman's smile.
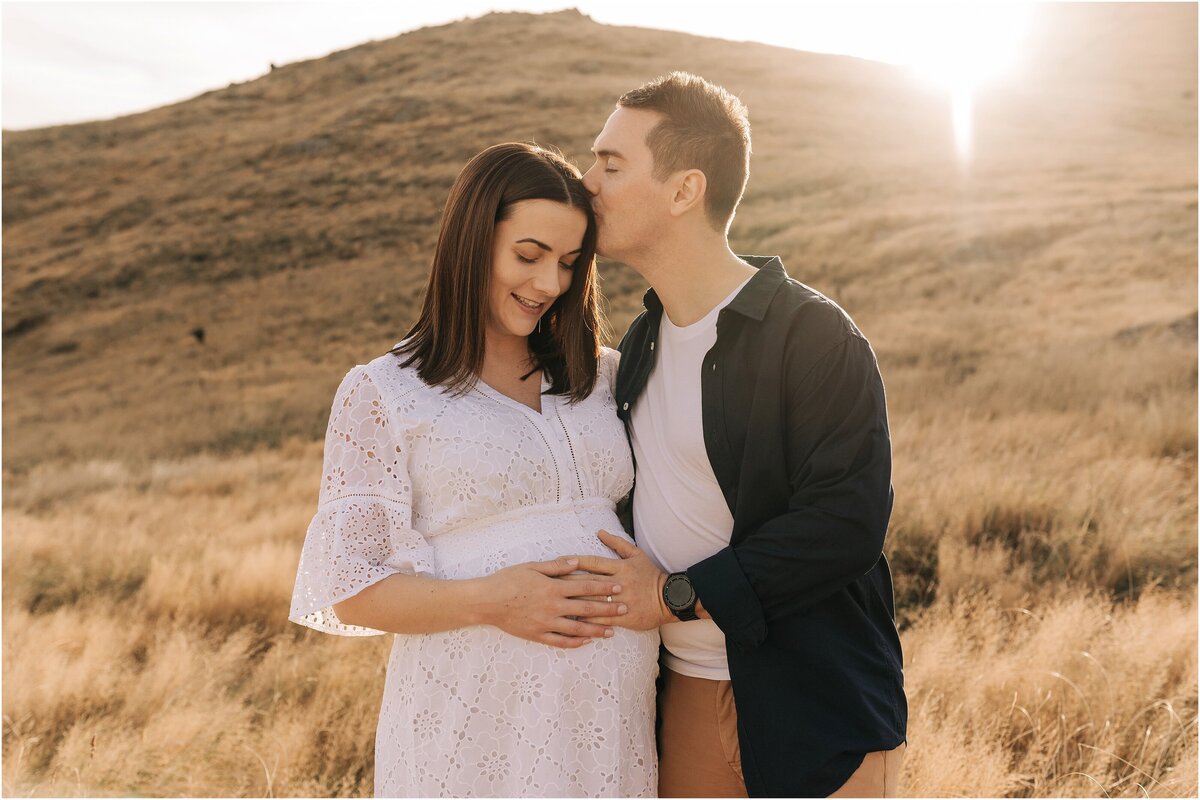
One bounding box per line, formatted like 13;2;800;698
512;292;546;314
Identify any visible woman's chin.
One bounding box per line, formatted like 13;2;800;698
500;321;537;339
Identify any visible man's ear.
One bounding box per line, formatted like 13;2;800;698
668;169;707;218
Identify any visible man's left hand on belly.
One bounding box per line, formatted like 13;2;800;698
563;530;677;630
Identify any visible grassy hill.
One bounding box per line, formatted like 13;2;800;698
3;6;1196;796
3;5;1194;468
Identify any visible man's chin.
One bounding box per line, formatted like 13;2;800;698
593;237;616;261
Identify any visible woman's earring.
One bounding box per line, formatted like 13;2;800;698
537;317;542;334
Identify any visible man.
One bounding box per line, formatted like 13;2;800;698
571;72;908;797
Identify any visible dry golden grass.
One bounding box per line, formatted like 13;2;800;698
3;445;1196;797
3;4;1196;797
903;591;1197;797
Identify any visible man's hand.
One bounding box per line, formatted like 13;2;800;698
565;530;672;631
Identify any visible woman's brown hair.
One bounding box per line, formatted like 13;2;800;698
391;142;603;402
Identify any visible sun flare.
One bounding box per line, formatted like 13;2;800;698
902;3;1034;161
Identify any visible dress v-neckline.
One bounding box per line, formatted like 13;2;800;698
474;372;554;420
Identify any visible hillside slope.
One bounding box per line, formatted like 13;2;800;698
2;6;1195;468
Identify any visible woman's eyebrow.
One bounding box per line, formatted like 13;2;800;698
516;238;582;255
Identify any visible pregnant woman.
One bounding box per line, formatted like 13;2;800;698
289;142;659;797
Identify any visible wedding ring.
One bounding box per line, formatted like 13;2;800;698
606;595;613;603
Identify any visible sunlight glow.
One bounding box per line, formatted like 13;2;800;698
950;86;974;162
900;3;1034;162
603;1;1036;165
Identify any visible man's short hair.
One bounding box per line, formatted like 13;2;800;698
618;72;751;232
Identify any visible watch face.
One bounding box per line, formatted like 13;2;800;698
665;576;694;608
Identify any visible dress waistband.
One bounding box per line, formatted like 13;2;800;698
425;497;616;541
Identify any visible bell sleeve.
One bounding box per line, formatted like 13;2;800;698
289;365;436;636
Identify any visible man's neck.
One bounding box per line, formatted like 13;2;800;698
631;233;758;328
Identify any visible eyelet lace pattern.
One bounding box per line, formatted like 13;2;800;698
290;347;659;797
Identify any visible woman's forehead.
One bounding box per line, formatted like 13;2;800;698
499;200;586;251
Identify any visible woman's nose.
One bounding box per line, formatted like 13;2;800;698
529;262;561;297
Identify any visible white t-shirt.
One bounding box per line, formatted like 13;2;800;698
630;277;751;680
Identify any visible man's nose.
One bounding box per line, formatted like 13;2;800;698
581;164;599;196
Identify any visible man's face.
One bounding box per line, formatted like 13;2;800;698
582;106;672;262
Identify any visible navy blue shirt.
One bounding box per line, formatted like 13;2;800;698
615;255;907;797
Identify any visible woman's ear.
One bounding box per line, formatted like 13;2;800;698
668;169;707;218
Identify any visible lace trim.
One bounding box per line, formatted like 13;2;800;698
317;491;412;510
555;406;586;501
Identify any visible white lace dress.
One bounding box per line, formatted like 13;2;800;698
290;346;660;798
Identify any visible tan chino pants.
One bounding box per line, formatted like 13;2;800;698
657;668;906;798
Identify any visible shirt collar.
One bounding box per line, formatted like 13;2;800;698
641;254;788;322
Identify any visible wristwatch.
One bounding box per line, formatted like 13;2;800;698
662;572;699;621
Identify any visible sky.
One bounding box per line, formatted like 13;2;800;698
1;0;1034;131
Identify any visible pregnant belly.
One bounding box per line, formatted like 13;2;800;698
385;498;660;746
429;498;630;581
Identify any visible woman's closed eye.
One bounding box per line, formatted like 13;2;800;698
517;251;574;270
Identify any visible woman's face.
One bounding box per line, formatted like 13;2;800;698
487;198;587;344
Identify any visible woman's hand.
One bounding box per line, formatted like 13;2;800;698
475;557;628;648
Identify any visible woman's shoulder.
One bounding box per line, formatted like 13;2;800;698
359;343;430;400
599;345;620;363
597;345;624;393
330;343;428;405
